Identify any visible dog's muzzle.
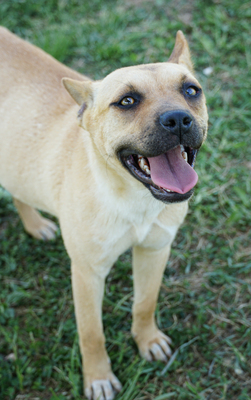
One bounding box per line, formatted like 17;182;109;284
117;109;204;204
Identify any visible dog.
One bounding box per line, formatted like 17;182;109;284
0;27;208;400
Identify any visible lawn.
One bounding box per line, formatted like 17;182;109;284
0;0;251;399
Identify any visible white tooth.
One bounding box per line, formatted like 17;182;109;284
180;145;185;152
139;159;145;169
143;166;150;175
182;151;188;162
138;157;150;175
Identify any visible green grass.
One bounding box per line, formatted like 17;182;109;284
0;0;251;399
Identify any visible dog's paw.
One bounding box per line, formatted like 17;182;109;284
26;217;58;241
85;374;122;400
135;329;172;363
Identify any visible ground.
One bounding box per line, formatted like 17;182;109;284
0;0;251;399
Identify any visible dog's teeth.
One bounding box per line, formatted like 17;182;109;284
144;166;150;175
139;158;144;168
182;151;188;162
180;146;188;162
161;188;173;193
138;157;150;175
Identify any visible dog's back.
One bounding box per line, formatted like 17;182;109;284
0;26;84;104
0;27;87;213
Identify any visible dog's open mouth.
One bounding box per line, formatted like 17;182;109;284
119;145;198;203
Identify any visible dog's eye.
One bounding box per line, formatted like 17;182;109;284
120;97;135;106
185;86;200;96
110;93;141;109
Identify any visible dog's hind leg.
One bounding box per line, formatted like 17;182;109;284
131;244;173;362
13;198;57;240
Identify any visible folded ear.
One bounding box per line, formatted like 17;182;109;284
168;30;193;72
62;78;93;106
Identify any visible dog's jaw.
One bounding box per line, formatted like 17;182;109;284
118;145;198;203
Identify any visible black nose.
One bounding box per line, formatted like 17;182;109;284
159;111;193;137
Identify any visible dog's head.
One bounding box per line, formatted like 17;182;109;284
63;31;208;203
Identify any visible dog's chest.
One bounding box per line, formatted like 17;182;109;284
133;223;151;243
118;200;187;250
122;199;165;243
131;217;158;244
90;204;163;263
110;204;167;249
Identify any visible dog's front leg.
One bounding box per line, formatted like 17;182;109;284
131;245;172;362
71;263;122;400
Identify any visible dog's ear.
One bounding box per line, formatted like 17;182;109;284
62;78;94;125
168;30;193;72
62;78;93;106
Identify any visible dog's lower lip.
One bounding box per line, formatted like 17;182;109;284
124;154;152;184
119;147;198;202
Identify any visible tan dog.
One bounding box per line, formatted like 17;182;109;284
0;27;208;400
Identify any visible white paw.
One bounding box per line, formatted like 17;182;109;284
138;330;172;362
85;375;122;400
37;218;58;240
26;217;58;240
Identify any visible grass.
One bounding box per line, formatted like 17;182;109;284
0;0;251;399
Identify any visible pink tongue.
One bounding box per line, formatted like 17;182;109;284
148;146;198;194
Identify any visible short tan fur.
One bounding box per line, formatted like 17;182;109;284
0;28;208;400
